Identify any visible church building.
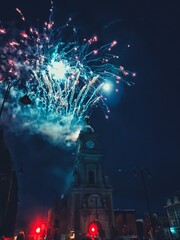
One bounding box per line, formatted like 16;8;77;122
47;118;115;240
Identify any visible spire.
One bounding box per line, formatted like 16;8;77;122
84;115;90;125
80;116;94;134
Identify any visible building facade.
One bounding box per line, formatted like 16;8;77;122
114;209;138;239
47;121;115;240
165;195;180;239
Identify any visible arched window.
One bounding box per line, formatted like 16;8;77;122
88;171;95;184
74;170;80;185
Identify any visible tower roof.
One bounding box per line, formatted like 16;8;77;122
80;116;94;134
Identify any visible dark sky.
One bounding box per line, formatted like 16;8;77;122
1;0;180;227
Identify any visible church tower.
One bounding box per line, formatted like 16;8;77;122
47;118;115;240
68;117;114;239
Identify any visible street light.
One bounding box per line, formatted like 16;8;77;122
0;82;32;119
133;168;155;240
0;80;32;238
0;83;11;118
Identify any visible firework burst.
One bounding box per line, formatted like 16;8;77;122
0;5;135;147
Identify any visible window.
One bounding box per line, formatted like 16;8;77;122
89;171;95;184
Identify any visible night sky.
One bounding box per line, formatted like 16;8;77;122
1;0;180;228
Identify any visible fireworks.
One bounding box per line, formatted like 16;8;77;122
0;6;135;147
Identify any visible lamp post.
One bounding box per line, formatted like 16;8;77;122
0;81;32;119
0;80;32;237
133;168;154;240
0;82;11;118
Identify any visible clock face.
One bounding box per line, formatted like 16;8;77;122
86;140;95;149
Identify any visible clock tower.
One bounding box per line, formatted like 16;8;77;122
69;117;115;240
47;117;115;240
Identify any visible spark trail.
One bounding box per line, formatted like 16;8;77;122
0;5;135;147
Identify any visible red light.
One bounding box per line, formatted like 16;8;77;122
36;227;41;233
88;222;98;236
29;217;46;239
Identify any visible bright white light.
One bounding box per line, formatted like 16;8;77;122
103;82;112;93
48;61;68;79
